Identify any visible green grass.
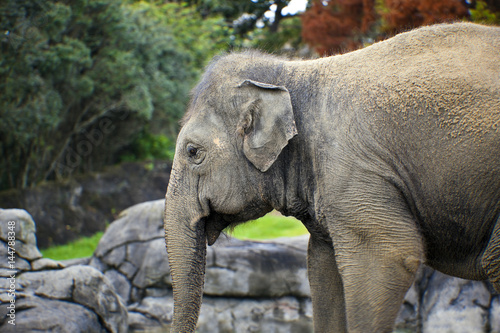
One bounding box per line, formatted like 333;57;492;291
40;213;308;260
227;212;309;240
40;231;104;261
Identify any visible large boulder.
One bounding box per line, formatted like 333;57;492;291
0;209;128;332
204;236;310;298
0;266;128;333
0;208;63;272
89;199;168;304
420;270;494;333
395;266;499;333
1;295;106;333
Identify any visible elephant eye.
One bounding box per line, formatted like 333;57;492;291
187;145;198;157
186;144;205;164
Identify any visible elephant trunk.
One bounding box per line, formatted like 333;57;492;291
164;169;208;333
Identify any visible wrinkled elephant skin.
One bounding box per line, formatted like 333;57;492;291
164;23;500;333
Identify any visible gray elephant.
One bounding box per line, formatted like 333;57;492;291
164;22;500;333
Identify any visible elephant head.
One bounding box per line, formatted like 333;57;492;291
164;56;297;332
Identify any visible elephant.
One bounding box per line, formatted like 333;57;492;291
164;22;500;333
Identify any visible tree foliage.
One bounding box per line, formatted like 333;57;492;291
0;0;230;190
469;0;500;24
180;0;295;36
251;15;304;53
383;0;469;34
302;0;497;55
0;0;307;191
301;0;376;55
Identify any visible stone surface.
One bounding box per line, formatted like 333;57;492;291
492;297;500;333
0;208;42;268
94;199;166;257
91;200;170;305
0;295;106;333
197;296;313;333
205;236;310;297
421;271;493;333
1;265;128;332
1;202;500;332
0;208;128;332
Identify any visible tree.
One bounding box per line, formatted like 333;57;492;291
301;0;376;55
383;0;469;35
301;0;495;55
469;0;500;24
180;0;295;38
0;0;229;190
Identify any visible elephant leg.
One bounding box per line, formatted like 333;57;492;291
332;208;424;332
308;235;347;333
482;216;500;293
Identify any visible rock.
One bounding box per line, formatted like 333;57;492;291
491;297;500;333
0;208;37;245
91;200;171;293
60;256;91;267
2;202;500;333
128;311;169;333
197;296;313;333
18;269;74;299
0;295;106;333
421;271;493;333
1;264;128;332
105;269;132;304
128;295;174;325
131;238;171;289
0;208;42;266
395;265;435;331
31;257;64;270
93;199;165;257
126;294;313;333
90;200;171;306
205;236;310;298
71;266;128;333
88;199;314;332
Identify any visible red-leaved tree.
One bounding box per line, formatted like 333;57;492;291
302;0;472;55
301;0;376;55
383;0;470;35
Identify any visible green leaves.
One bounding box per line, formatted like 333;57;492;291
470;1;500;25
2;0;303;190
0;0;227;190
119;131;176;163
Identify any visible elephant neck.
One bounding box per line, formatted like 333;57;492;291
267;60;337;240
267;133;315;222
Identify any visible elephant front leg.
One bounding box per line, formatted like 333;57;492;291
308;235;347;333
333;217;424;333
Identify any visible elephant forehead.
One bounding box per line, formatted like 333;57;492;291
180;111;231;145
193;109;227;131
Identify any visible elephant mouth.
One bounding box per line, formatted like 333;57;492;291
204;212;232;246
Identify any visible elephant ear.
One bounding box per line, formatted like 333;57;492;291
237;79;298;172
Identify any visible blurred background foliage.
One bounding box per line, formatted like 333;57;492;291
1;0;498;191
